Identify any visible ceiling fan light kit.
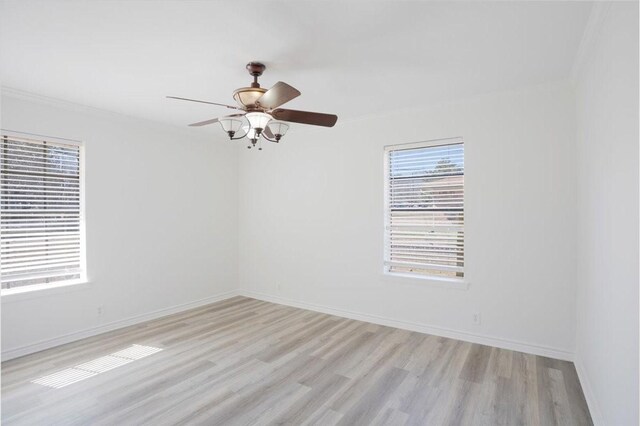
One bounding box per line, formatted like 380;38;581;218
168;62;337;150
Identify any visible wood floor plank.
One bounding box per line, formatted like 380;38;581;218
441;379;483;426
1;296;593;425
459;343;492;383
268;373;350;425
336;366;408;425
301;407;343;426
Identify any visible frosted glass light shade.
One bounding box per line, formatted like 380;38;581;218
267;121;290;138
219;117;243;134
246;112;272;130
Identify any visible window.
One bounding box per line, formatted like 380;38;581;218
384;138;464;280
1;134;85;292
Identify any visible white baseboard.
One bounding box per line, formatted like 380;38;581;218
574;354;604;426
3;288;574;363
239;289;574;362
1;290;240;361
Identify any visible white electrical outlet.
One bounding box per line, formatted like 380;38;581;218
473;312;481;325
97;306;104;316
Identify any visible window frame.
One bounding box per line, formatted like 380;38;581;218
0;131;87;297
383;137;466;286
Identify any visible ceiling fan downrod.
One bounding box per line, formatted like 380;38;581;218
247;62;265;88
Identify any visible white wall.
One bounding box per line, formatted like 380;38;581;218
1;93;238;358
574;3;639;425
238;82;578;358
2;6;637;422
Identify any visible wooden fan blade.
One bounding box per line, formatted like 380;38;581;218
188;113;245;127
256;82;301;110
167;96;242;110
271;108;338;127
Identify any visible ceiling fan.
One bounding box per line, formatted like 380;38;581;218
167;62;338;149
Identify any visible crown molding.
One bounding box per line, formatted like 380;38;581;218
571;2;612;83
0;86;228;142
2;86;138;121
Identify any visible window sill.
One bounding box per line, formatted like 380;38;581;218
1;279;91;303
382;271;469;290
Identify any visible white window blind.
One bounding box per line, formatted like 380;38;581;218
384;139;464;279
1;134;85;291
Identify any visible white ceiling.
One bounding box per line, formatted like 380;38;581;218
1;1;592;128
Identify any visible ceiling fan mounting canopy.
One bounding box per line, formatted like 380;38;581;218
246;62;266;78
167;61;338;149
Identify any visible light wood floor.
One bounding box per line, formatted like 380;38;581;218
2;296;592;425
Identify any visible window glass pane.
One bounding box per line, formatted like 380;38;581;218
1;136;84;291
385;140;464;279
